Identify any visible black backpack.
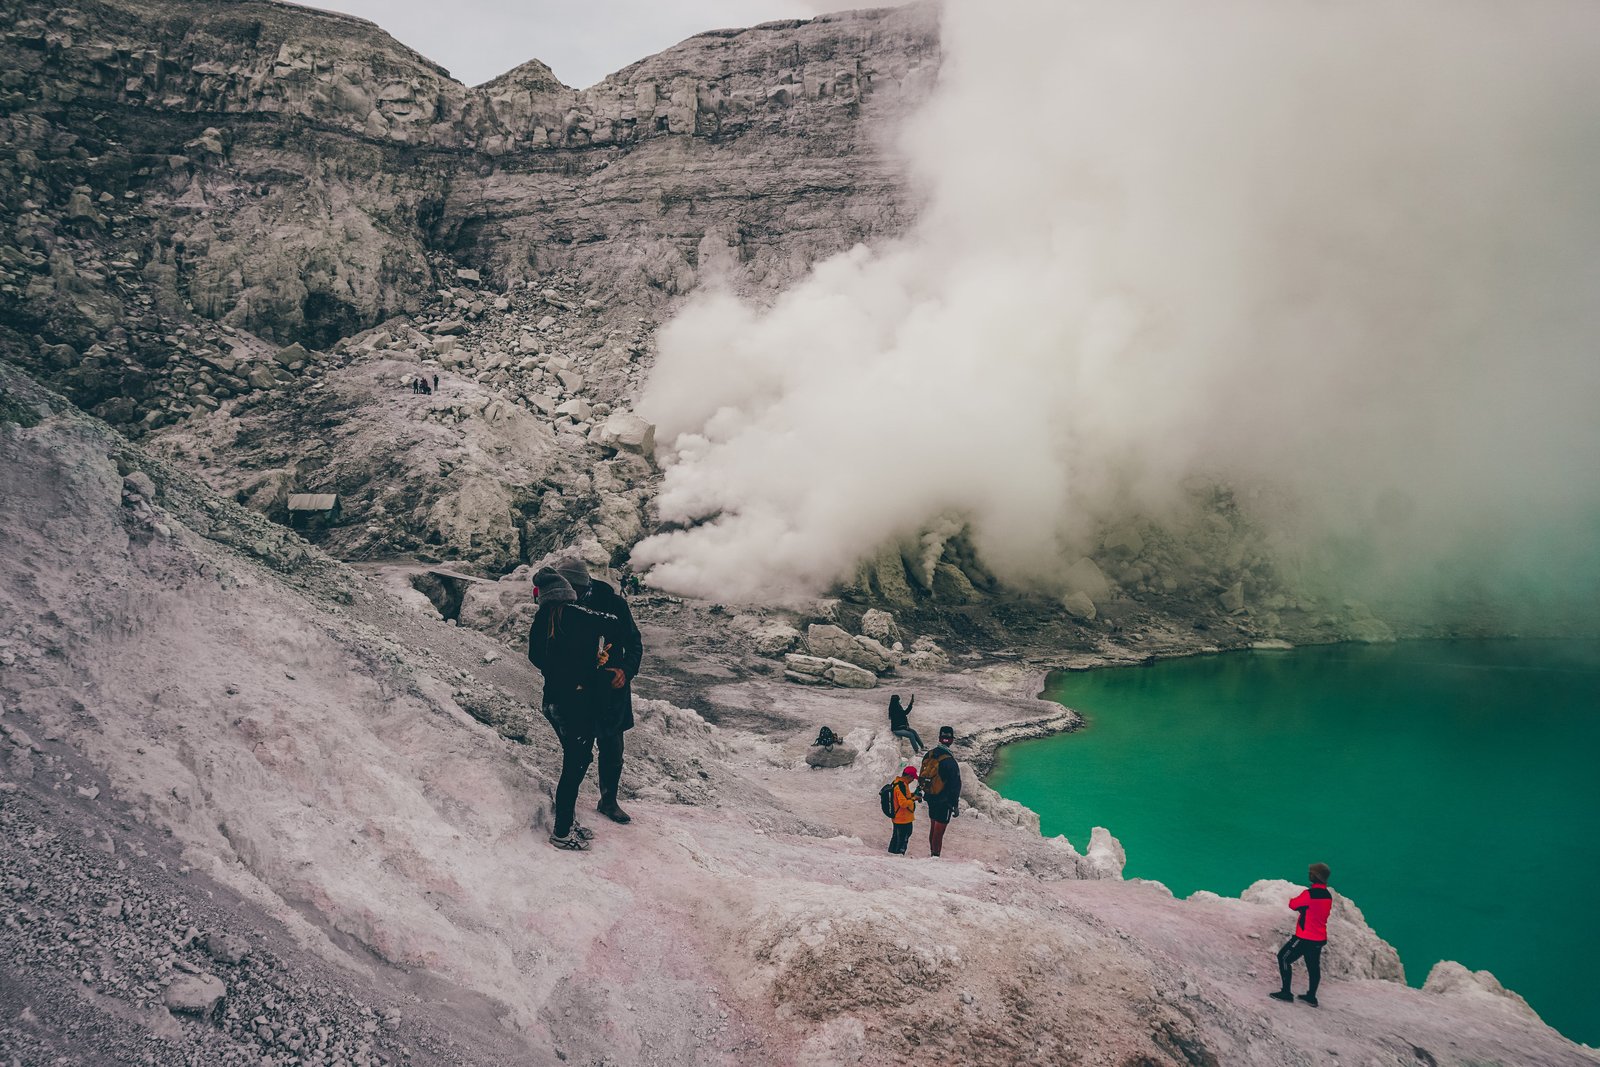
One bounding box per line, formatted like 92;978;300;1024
879;780;898;819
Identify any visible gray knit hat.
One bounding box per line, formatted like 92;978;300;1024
554;557;591;590
533;567;577;603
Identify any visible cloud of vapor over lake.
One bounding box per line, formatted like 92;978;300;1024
634;0;1600;614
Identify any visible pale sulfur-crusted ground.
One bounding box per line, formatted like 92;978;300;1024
3;365;1594;1066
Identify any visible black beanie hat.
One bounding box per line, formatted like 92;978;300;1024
534;567;577;603
939;725;955;742
555;557;591;589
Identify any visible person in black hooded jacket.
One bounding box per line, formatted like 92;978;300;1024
556;558;643;824
887;694;923;753
528;567;629;850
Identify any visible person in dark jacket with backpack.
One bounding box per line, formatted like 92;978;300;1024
527;567;629;851
887;694;922;753
1270;863;1333;1006
557;558;643;824
918;726;963;857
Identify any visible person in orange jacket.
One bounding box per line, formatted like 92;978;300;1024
888;766;919;855
1270;862;1333;1007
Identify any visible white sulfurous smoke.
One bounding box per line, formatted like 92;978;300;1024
633;0;1600;614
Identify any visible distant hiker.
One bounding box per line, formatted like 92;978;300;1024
918;726;963;858
420;378;432;395
559;557;643;825
626;573;642;596
1270;863;1333;1007
527;567;629;851
886;765;919;855
887;694;922;753
432;373;439;390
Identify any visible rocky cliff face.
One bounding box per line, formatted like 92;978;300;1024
0;0;937;435
446;10;938;300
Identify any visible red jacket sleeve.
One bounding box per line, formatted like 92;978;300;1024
1288;889;1311;911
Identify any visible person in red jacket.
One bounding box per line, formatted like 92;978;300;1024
1270;862;1333;1006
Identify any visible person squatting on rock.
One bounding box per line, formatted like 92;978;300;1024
918;726;963;857
888;766;919;854
526;567;629;851
1270;862;1333;1007
557;557;642;825
887;693;922;753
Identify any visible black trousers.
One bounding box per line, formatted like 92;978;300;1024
888;823;913;854
553;732;594;837
546;698;627;833
597;730;624;800
1277;936;1324;996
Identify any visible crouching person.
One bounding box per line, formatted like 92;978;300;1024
527;567;628;851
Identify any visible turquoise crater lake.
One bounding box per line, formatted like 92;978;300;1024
988;640;1600;1046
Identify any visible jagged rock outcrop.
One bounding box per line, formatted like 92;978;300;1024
1237;878;1406;983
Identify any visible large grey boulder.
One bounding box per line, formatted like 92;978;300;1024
204;930;252;966
804;624;858;662
595;412;656;457
805;624;895;674
859;608;900;645
164;974;226;1017
823;660;878;688
1064;557;1111;602
733;615;801;656
1062;591;1097;621
273;342;311;368
784;653;831;679
784;652;877;689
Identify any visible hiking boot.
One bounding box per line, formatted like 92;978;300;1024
1297;994;1319;1007
1268;991;1295;1003
597;797;632;824
548;830;590;851
569;822;595;841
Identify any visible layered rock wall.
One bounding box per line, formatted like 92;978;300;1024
1;0;938;430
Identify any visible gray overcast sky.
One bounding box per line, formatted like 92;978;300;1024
308;0;833;89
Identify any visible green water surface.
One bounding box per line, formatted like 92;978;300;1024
988;640;1600;1046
